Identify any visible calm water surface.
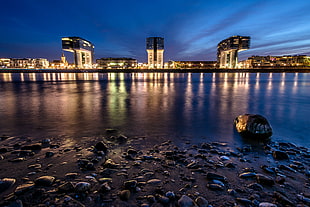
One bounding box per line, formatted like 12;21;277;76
0;72;309;147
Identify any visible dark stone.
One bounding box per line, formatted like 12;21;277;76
207;183;224;191
256;174;274;186
117;135;128;143
234;114;272;139
206;172;226;181
124;180;137;189
0;148;8;153
94;141;108;153
58;182;74;192
34;176;55;186
119;190;131;201
0;178;16;193
274;191;294;206
272;151;289;160
45;151;54;158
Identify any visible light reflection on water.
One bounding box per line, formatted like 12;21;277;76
0;72;309;147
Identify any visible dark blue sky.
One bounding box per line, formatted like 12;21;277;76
1;0;310;63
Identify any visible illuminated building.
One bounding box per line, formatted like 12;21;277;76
96;58;137;69
217;36;250;68
242;55;310;68
0;58;11;68
62;37;94;69
146;37;164;68
8;58;49;69
169;61;217;69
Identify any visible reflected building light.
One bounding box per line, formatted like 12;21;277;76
3;73;12;82
108;73;116;81
60;73;65;80
119;73;125;81
294;73;298;87
188;73;192;83
83;73;89;80
20;73;24;82
200;73;204;82
93;73;99;81
52;73;56;81
30;73;36;82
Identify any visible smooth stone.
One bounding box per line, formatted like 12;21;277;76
34;176;55;186
234;114;272;139
236;198;252;205
146;179;162;185
102;159;119;168
14;182;35;195
274;191;294;206
272;151;289;160
124;180;137;189
0;178;16;193
207;183;224;191
206;172;226;181
247;183;264;191
58;182;74;192
27;164;42;169
259;202;277;207
256;174;274;186
239;172;257;178
75;182;91;192
119;189;131;201
195;196;209;207
65;172;78;179
178;195;196;207
94;141;108;152
100;182;111;192
158;195;170;204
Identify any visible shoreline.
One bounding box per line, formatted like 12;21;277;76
1;68;310;73
0;132;309;206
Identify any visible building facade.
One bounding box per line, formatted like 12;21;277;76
217;36;250;68
62;37;94;69
146;37;164;69
0;58;49;69
169;61;217;69
96;58;137;69
239;55;310;68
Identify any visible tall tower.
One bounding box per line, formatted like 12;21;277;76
62;37;94;69
146;37;164;69
217;36;250;68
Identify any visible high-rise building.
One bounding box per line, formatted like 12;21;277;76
217;36;250;68
146;37;164;68
62;37;94;69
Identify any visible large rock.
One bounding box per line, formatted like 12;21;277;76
234;114;272;139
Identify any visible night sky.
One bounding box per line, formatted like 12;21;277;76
1;0;310;63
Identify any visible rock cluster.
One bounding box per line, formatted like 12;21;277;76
0;131;309;206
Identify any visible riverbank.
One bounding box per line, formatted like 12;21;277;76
1;68;310;73
0;131;309;206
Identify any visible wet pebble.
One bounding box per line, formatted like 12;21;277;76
119;189;130;201
34;176;55;186
259;202;277;207
94;141;108;153
256;174;274;186
272;150;289;160
195;196;208;207
0;178;16;193
14;182;35;195
178;195;196;207
58;182;74;192
239;172;257;178
206;172;226;181
146;179;162;185
75;182;91;192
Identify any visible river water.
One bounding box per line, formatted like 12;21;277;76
0;72;309;147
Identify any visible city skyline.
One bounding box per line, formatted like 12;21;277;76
1;0;310;63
